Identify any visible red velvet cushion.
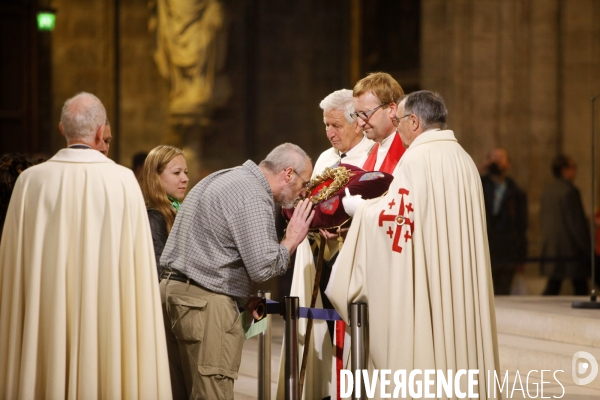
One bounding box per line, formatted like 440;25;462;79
282;163;393;230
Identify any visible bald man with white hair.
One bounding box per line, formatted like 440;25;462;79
0;92;171;399
59;92;109;152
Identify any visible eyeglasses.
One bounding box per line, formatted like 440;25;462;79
292;169;310;189
350;103;389;122
399;114;411;121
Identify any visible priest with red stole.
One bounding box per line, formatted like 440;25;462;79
327;91;500;399
0;93;171;400
352;72;406;175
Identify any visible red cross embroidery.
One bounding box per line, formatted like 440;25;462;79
388;199;396;209
378;187;414;253
386;226;394;238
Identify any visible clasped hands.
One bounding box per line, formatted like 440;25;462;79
281;198;314;255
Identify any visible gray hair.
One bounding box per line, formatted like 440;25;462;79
60;92;107;141
259;143;311;175
319;89;354;124
403;90;448;131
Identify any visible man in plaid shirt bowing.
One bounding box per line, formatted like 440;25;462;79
160;143;314;400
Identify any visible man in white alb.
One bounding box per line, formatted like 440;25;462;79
328;91;500;399
0;92;170;399
311;89;373;174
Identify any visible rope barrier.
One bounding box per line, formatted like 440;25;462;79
264;299;343;321
523;256;593;263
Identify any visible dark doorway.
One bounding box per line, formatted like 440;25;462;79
361;0;421;92
0;0;50;156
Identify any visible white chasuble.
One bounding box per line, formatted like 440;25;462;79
326;130;500;400
0;149;172;400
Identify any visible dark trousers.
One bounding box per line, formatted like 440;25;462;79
491;263;518;295
543;278;588;296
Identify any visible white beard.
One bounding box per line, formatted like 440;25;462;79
278;182;298;209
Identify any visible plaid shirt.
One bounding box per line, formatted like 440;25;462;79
160;160;290;306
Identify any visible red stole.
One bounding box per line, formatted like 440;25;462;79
335;321;345;400
361;132;405;173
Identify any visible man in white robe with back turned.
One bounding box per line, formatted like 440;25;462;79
327;91;500;399
0;92;171;400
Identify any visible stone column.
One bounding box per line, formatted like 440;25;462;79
421;0;564;253
526;0;560;247
561;0;600;214
119;0;170;168
51;0;115;152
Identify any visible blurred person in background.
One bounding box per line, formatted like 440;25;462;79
0;153;35;236
132;151;149;179
540;154;590;295
480;147;528;295
100;120;112;157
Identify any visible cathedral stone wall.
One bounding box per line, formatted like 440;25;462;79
422;0;600;253
50;0;116;152
48;0;350;184
46;0;600;258
50;0;169;169
119;0;170;169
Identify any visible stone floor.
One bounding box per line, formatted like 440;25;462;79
235;316;283;400
495;296;600;399
235;296;600;399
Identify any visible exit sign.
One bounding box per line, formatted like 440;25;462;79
37;12;56;31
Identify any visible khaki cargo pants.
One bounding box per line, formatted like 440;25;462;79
160;279;244;400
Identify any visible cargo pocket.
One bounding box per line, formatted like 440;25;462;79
166;294;208;342
220;302;244;376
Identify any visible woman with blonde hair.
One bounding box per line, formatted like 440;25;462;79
139;145;189;273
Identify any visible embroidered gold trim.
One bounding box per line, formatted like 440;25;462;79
306;166;353;204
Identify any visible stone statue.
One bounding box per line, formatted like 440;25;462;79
150;0;229;125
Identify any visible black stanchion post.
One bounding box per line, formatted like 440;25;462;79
258;290;271;400
284;296;299;400
350;302;369;400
